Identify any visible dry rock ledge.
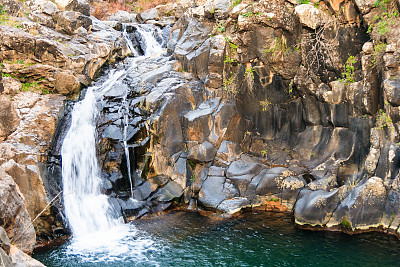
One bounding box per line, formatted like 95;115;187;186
1;0;400;263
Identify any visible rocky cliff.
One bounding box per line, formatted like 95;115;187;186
0;0;137;258
2;0;400;261
81;0;400;237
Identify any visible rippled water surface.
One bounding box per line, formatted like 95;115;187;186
34;211;400;266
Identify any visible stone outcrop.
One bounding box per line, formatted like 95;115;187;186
0;0;132;97
62;0;400;238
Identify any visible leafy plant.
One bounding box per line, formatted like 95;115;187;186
341;55;357;85
242;11;253;17
341;216;351;229
377;107;393;130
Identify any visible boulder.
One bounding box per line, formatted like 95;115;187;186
294;188;343;226
327;177;387;230
137;8;159;23
384;78;400;107
110;10;136;23
198;176;239;208
9;245;45;267
295;4;331;31
55;11;92;35
0;171;35;253
187;141;217;162
217;197;251;214
1;77;22;95
54;0;90;16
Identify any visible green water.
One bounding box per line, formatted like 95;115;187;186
34;211;400;266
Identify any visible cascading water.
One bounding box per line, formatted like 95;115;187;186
60;23;164;260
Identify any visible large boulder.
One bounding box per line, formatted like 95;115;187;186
55;11;92;35
0;171;35;253
54;0;90;16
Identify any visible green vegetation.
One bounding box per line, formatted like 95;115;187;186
341;217;351;229
377;106;393;130
297;0;310;4
217;23;226;33
231;0;241;8
371;42;387;69
366;0;399;36
340;55;357;85
268;198;279;202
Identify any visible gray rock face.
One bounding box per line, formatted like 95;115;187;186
188;141;217;162
384;78;400;106
0;227;11;255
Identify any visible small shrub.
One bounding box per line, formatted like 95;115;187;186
341;216;351;229
297;0;310;4
231;0;241;8
245;67;254;80
341;55;357;85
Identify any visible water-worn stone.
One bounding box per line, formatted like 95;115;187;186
198;176;239;208
327;177;387;230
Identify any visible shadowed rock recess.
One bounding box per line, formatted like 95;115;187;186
1;0;400;261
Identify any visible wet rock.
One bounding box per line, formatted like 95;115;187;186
187;141;217;162
151;180;184;202
9;245;45;267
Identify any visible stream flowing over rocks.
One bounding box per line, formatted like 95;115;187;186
1;0;400;263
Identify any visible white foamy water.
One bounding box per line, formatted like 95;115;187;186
60;24;164;259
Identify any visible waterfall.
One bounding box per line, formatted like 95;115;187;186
61;24;164;249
